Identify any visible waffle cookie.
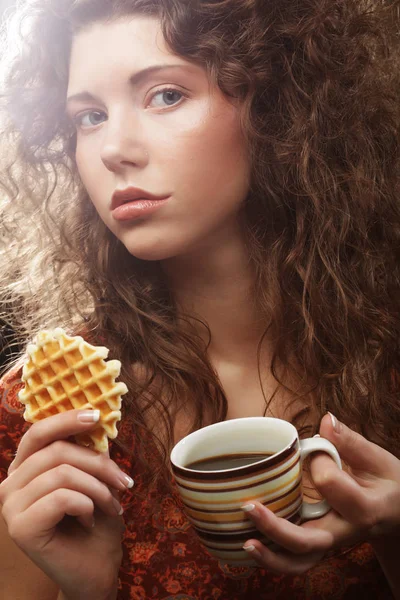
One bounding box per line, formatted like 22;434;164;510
18;328;128;452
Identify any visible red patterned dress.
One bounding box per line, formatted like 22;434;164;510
0;364;394;599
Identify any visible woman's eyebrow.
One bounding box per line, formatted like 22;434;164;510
66;63;195;107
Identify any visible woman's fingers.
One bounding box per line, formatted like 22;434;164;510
244;541;326;575
0;439;130;504
7;489;96;550
242;505;364;574
103;445;122;502
309;452;379;529
319;413;397;476
242;502;333;554
8;409;102;473
0;410;132;541
242;502;364;555
2;465;123;523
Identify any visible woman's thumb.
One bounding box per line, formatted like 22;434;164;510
319;412;382;474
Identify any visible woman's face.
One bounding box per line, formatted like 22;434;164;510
66;16;250;261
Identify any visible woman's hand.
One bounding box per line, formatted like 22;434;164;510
0;409;133;600
242;413;400;575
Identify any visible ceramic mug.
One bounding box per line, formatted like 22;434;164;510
170;417;342;565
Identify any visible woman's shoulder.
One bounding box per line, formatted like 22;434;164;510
0;359;28;483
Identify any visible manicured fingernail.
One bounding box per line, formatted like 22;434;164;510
112;497;124;515
243;544;262;559
77;409;100;423
328;412;341;433
241;503;256;513
120;474;134;489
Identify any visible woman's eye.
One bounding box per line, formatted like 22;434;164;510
150;89;184;108
74;111;106;129
72;88;184;129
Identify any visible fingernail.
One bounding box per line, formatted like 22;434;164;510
313;434;321;438
77;409;100;423
241;503;256;513
243;544;262;559
120;474;134;489
112;497;124;515
328;412;341;433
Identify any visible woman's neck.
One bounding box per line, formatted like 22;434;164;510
161;222;270;364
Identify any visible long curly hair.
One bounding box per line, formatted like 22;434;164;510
1;0;400;486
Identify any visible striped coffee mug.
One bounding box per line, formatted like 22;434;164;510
170;417;342;565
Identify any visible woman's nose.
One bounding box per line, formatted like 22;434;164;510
100;113;148;172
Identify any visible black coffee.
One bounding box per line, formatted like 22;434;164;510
186;452;272;471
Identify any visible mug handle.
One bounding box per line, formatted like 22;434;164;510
299;437;342;520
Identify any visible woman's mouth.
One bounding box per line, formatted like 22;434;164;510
111;197;170;221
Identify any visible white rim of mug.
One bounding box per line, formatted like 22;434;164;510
170;416;299;474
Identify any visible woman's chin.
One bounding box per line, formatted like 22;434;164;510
117;226;200;262
122;241;179;263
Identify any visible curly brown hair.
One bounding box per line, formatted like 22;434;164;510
1;0;400;487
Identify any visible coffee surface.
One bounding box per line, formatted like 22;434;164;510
185;452;273;471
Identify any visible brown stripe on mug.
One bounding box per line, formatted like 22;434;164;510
193;504;302;563
175;454;300;495
179;474;301;513
193;508;302;545
183;480;302;524
201;538;281;553
188;492;302;529
172;438;299;482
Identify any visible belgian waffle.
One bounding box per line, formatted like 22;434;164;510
18;328;128;452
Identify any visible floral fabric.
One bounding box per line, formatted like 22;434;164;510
0;364;394;600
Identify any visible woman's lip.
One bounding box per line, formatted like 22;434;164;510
111;197;170;221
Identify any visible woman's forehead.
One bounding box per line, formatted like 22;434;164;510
67;16;207;100
70;15;167;65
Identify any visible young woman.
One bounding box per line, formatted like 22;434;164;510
0;0;399;598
